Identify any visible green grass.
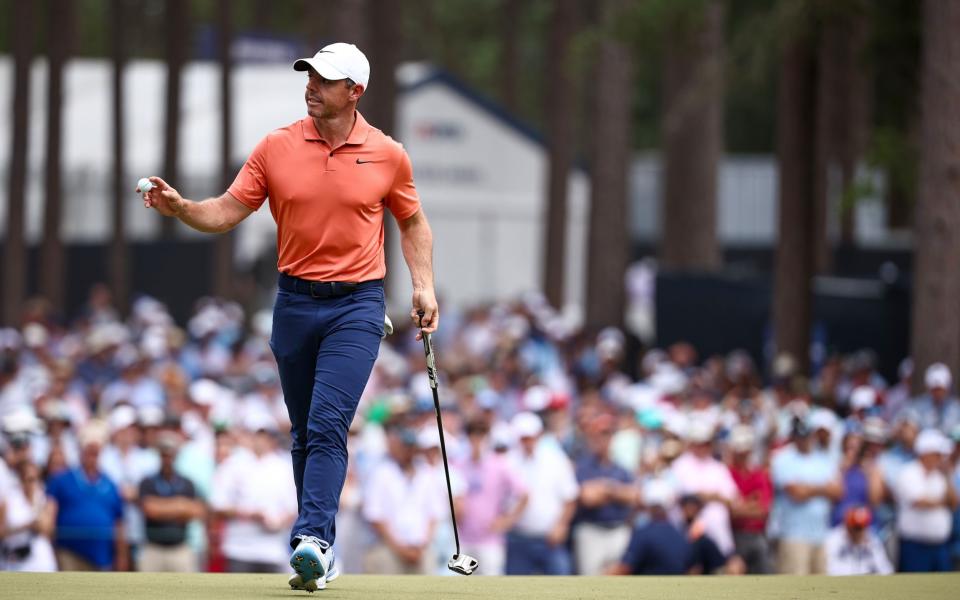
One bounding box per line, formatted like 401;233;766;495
2;573;958;600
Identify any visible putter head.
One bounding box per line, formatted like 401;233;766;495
447;553;479;576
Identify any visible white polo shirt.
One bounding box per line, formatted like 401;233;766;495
510;444;579;537
895;460;952;543
210;449;298;566
363;458;443;546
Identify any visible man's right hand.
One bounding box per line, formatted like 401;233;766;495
140;176;185;217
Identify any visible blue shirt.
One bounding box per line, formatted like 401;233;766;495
621;520;690;575
911;394;960;433
771;447;838;544
46;468;124;568
831;466;869;527
574;453;633;525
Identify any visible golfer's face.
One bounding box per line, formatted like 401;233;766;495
305;69;352;118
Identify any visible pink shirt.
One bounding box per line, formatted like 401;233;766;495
454;451;527;545
670;452;739;556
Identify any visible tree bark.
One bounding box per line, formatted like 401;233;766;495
40;0;74;314
773;31;817;375
331;0;369;51
499;0;522;114
586;0;631;331
813;7;871;273
109;0;129;314
910;0;960;391
542;0;579;309
660;0;724;272
212;0;235;299
3;0;34;325
161;0;188;240
365;0;401;137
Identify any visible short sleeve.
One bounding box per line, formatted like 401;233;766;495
227;135;270;211
139;477;157;499
771;453;791;488
384;149;421;222
45;473;64;504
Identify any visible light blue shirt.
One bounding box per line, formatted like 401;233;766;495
770;446;838;544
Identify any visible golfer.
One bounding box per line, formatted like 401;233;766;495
141;42;438;591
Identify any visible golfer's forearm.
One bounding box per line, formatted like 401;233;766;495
398;211;435;291
174;193;250;234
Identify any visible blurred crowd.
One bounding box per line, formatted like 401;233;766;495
1;285;959;576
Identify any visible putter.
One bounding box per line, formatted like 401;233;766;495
419;311;479;576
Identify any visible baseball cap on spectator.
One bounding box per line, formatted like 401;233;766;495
809;408;838;431
728;425;755;453
22;323;49;349
189;378;221;407
844;506;872;529
849;386;877;411
663;411;689;439
511;412;543;439
139;405;165;428
644;479;676;508
156;431;181;454
650;365;687;396
686;419;714;444
295;42;370;88
109;405;137;434
2;409;43;436
914;429;951;456
417;426;441;450
490;422;514;450
862;417;889;444
522;385;551;412
79;420;110;447
924;363;952;390
41;401;72;424
242;410;277;434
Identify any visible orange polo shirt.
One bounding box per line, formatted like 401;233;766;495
228;111;421;282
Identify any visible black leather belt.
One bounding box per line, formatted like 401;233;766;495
278;273;383;299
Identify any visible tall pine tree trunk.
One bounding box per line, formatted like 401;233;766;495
110;0;129;313
542;0;579;309
3;1;34;325
161;0;188;239
660;0;724;271
773;31;817;375
586;0;631;330
910;0;960;390
499;0;522;114
212;0;234;299
40;0;74;314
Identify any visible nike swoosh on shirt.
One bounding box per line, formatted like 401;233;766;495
356;158;381;164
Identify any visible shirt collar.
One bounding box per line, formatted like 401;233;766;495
301;110;371;145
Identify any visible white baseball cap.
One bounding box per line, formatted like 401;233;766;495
727;425;756;453
914;429;952;456
924;363;952;390
294;42;370;89
809;408;838;431
849;386;877;411
511;412;543;439
643;479;676;508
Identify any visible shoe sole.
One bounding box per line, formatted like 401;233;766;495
290;546;327;592
289;566;338;592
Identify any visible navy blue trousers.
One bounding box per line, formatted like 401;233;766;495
269;281;384;549
898;538;952;572
505;531;573;575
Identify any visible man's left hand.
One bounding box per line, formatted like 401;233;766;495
411;287;439;340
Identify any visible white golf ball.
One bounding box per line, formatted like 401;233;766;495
137;177;154;193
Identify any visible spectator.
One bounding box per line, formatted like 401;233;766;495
606;481;714;575
572;412;639;575
725;425;773;574
455;419;527;575
138;432;205;572
669;419;738;557
831;431;884;527
506;412;578;575
679;494;744;574
913;364;960;434
824;506;893;575
209;413;297;573
46;421;127;571
883;359;913;422
362;418;440;574
1;448;57;571
894;429;958;572
770;418;843;574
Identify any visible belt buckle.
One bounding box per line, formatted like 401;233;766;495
309;281;326;298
